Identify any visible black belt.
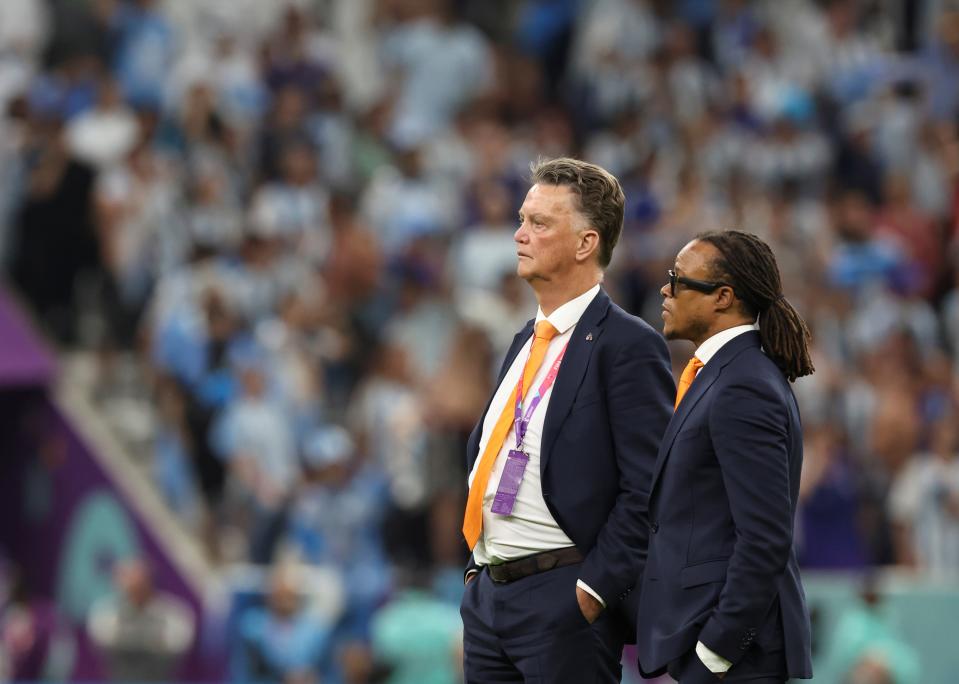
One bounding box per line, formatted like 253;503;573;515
487;547;583;584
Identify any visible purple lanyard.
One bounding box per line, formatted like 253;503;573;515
513;339;569;448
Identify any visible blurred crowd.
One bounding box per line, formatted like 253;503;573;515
2;0;959;681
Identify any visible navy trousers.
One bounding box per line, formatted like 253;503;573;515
460;562;623;683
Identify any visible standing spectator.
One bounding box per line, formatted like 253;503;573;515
286;426;391;643
213;351;299;564
11;113;99;343
381;0;493;143
249;139;331;264
349;341;430;567
65;77;140;170
889;411;959;574
113;0;176;110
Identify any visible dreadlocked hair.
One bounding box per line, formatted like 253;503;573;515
695;230;815;382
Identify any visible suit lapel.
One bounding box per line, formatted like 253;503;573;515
648;364;720;491
649;331;762;493
541;290;611;474
466;319;535;470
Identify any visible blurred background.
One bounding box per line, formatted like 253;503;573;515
0;0;957;682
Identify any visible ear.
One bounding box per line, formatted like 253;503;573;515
575;229;600;264
712;285;737;313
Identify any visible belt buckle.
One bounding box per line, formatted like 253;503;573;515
488;565;508;584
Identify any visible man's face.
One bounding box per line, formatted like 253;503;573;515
660;240;724;342
514;184;586;283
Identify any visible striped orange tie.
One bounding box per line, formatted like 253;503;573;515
463;320;559;550
674;356;704;410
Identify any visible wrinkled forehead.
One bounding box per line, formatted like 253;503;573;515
520;183;584;223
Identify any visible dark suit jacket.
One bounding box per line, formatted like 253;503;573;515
635;331;813;679
465;289;674;638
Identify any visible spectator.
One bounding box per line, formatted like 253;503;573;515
87;559;194;682
821;578;921;684
380;0;493;143
236;565;331;684
286;426;391;643
249;138;331;264
0;563;69;682
112;0;176;110
369;569;462;684
65;77;140;170
213;350;299;564
889;411;959;573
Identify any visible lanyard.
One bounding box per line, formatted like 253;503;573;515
513;339;569;448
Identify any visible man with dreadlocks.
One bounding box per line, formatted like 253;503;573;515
635;231;814;683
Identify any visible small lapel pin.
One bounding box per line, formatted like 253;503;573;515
585;332;593;341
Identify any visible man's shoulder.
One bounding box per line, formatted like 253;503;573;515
722;343;784;380
714;345;795;406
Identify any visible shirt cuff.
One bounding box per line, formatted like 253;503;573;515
576;580;606;607
696;641;732;673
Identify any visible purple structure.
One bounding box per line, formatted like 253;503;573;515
0;288;220;681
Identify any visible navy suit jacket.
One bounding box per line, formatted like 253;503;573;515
465;289;674;638
635;331;813;679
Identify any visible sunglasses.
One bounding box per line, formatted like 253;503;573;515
667;269;730;297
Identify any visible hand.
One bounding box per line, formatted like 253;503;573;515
575;586;603;624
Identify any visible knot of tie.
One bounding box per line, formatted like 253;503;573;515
535;320;559;341
674;356;704;410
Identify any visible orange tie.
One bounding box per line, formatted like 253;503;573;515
463;320;559;549
674;356;704;410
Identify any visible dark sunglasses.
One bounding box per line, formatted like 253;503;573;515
667;269;730;297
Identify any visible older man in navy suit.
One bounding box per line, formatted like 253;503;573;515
636;231;814;683
459;158;674;683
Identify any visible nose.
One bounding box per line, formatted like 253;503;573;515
514;218;529;243
660;282;671;298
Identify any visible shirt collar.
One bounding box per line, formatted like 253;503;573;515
695;323;759;365
534;284;601;335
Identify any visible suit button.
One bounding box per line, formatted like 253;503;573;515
650;522;659;533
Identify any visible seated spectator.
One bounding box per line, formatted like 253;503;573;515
236;565;331;684
87;558;194;682
0;561;70;682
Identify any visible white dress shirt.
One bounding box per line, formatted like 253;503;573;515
692;322;758;674
468;284;605;604
693;323;759;366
